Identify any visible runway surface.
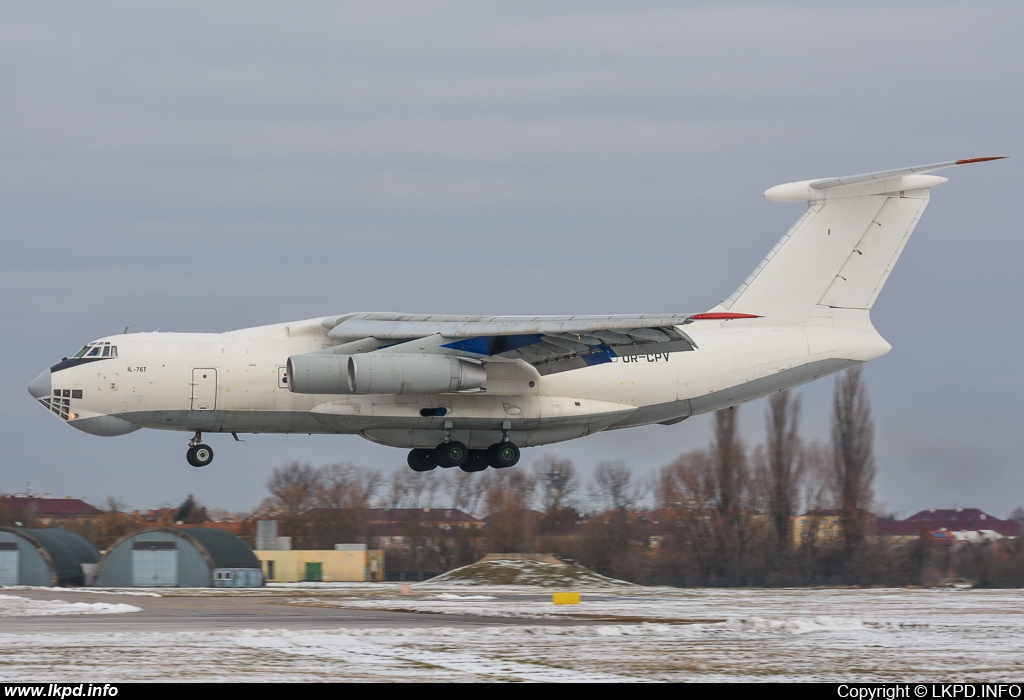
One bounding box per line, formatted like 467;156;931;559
2;584;1023;682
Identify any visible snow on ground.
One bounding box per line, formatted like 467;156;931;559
2;560;1023;681
0;594;141;617
2;588;1024;682
2;586;162;597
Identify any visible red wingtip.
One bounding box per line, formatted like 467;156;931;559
955;156;1007;165
691;313;762;321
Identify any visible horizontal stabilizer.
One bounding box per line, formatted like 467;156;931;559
764;157;1004;203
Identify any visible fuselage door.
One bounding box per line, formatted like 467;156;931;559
191;368;217;411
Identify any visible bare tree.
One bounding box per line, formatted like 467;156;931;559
581;461;651;581
712;407;747;516
831;367;876;551
264;462;383;547
655;449;719;582
588;461;648;513
442;469;489;517
656;449;715;511
383;471;410;509
265;462;321;522
800;439;835;513
314;464;382;511
659;409;757;585
533;454;580;514
305;464;382;548
483;469;537;552
530;454;581;539
757;391;803;550
403;470;441;509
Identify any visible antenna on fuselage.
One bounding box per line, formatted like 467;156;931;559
123;324;134;334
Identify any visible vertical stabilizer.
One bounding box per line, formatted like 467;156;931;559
714;158;1003;324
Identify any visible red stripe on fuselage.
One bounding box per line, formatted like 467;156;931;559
690;312;762;321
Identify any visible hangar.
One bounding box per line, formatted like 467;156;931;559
0;527;101;586
96;527;264;587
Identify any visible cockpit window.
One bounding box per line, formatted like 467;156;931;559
73;342;117;359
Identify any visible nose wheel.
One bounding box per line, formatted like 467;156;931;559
186;432;214;467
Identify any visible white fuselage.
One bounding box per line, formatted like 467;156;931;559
35;307;889;450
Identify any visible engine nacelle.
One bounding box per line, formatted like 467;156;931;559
287;352;486;395
287;354;352;394
348;353;486;394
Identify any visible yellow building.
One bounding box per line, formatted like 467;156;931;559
255;546;385;583
792;509;876;547
792;510;844;546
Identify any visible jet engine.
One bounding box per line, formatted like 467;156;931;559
287;353;486;395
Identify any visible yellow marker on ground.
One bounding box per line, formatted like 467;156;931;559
552;592;580;605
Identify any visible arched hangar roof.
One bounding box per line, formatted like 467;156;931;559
0;527;100;586
105;527;259;569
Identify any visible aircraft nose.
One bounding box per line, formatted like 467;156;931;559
28;370;51;399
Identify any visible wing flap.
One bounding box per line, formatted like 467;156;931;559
325;313;699;341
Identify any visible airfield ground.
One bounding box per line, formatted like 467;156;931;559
2;560;1023;682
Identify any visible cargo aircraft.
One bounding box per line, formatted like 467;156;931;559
28;158;1000;472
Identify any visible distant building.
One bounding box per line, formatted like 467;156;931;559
792;510;847;546
1;494;102;525
903;508;1021;537
96;527;264;587
255;544;385;583
0;527;101;586
877;508;1021;545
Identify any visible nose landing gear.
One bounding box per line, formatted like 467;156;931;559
186;432;214;467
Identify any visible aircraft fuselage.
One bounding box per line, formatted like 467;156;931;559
30;308;886;450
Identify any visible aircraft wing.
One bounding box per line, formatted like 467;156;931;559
320;312;716;375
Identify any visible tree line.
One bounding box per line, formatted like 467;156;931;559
251;367;1024;587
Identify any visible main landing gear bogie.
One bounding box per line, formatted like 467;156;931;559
406;441;521;473
186;432;214;468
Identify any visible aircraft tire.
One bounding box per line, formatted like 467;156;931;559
408;448;439;472
437;441;469;468
186;447;199;467
460;449;489;472
192;444;214;467
487;442;520;469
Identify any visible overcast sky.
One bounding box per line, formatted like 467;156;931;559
2;2;1021;518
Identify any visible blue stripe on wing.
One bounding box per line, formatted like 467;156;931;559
441;334;544;356
583;347;616;366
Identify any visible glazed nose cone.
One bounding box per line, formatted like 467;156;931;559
28;370;51;399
